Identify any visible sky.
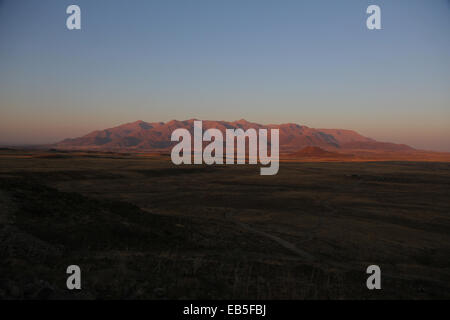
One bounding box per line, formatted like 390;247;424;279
0;0;449;151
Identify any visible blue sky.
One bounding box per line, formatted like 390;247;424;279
0;0;449;151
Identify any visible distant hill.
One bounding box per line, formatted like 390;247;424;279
54;119;415;153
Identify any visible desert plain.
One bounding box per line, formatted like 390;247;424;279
0;148;449;299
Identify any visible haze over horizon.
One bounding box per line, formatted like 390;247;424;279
1;0;449;151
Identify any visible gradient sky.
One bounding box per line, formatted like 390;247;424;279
0;0;449;151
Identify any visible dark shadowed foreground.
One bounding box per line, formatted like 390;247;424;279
1;150;449;299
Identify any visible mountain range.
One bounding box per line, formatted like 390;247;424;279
54;119;414;154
